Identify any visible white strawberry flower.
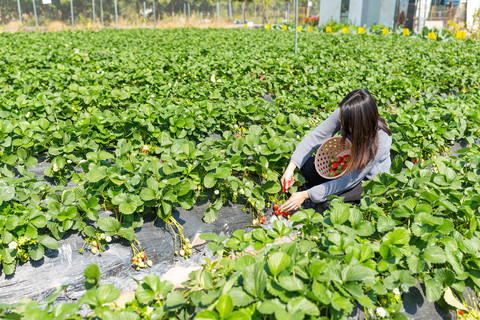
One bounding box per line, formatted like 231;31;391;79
401;283;409;292
376;307;387;318
67;159;72;164
393;288;401;295
100;233;106;240
105;236;112;243
9;241;18;250
233;192;238;196
147;260;153;267
146;306;154;314
239;189;245;194
52;163;59;172
214;190;219;195
26;112;31;118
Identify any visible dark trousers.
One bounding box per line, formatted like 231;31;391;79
301;157;363;205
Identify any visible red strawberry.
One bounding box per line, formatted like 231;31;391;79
336;156;343;163
332;163;339;170
273;205;279;211
274;210;279;216
140;252;146;260
259;216;265;224
236;135;240;138
413;158;418;164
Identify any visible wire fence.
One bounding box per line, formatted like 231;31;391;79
0;0;470;32
1;0;314;31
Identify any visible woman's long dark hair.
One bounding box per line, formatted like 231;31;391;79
339;89;391;172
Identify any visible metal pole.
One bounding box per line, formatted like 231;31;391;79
143;1;147;21
423;0;428;30
184;3;187;19
254;0;257;24
294;0;298;54
318;0;321;29
242;1;245;23
32;0;38;28
188;3;191;19
100;0;104;27
17;0;23;27
92;0;96;23
153;0;156;26
228;1;232;19
216;2;220;23
70;0;74;28
114;0;118;27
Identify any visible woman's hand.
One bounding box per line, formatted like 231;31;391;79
281;162;297;192
279;191;309;212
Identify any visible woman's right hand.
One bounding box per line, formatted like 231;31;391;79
281;162;297;192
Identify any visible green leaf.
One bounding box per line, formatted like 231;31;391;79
330;203;350;225
97;217;121;232
86;167;107;183
377;216;395;232
287;297;319;316
229;288;254;307
84;264;101;289
216;294;233;319
195;310;219;320
257;300;284;314
443;287;466;310
383;228;410;245
97;284;121;305
39;235;59;250
425;278;443;302
204;173;217;188
331;292;353;313
268;252;291;277
422;246;446;264
165;291;186;309
263;181;281;194
140;188;156;201
216;166;232;179
5;215;19;231
342;265;375;282
277;275;304;292
0;186;15;202
29;244;45;260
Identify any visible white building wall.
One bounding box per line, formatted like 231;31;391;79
319;0;342;25
378;0;397;28
467;0;480;29
364;0;381;27
348;0;366;25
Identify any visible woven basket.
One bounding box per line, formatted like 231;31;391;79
314;137;352;180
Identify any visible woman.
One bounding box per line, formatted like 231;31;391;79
279;89;392;212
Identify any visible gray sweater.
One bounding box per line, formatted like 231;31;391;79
290;108;392;203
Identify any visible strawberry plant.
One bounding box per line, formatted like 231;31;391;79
1;29;480;320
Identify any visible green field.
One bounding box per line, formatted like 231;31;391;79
1;28;480;319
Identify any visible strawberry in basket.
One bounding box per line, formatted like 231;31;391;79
329;155;350;177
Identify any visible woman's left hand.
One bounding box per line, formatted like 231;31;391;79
279;191;310;212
